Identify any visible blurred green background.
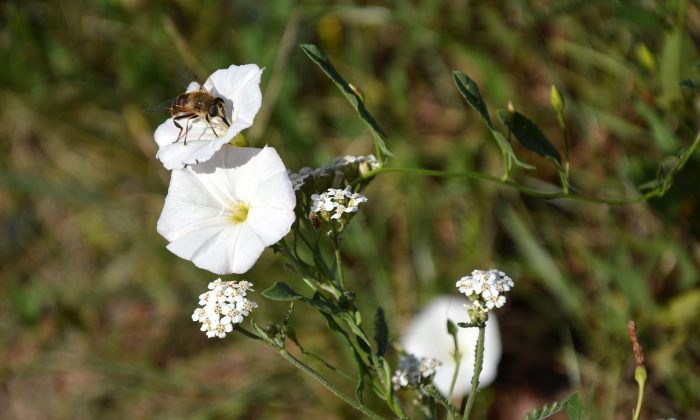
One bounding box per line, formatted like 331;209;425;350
1;0;699;418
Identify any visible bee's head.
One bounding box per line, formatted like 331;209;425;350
208;97;227;119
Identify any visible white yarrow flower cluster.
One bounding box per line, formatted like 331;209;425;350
309;186;367;229
391;354;442;391
192;278;258;338
288;154;379;192
456;269;514;319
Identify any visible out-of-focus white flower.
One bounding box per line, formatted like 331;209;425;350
391;353;442;390
400;296;502;397
157;146;295;274
154;64;263;170
192;278;258;338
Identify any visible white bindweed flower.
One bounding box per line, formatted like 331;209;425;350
400;296;502;397
154;64;263;170
192;278;258;338
157;145;295;274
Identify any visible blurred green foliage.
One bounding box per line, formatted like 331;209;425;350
1;0;699;418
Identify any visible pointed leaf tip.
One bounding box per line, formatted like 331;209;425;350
261;282;304;301
301;43;392;161
498;110;562;164
453;71;494;129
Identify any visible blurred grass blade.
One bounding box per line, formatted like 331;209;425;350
300;44;392;163
634;101;676;152
501;207;582;318
497;109;562;165
659;20;695;106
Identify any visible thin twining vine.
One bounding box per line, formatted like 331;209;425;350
301;44;698;208
358;129;699;206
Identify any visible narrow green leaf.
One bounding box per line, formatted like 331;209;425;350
523;392;583;420
249;318;273;344
634;101;676;152
300;44;392;161
453;71;494;129
446;319;458;336
374;308;389;357
319;311;369;402
356;369;366;403
319;310;352;342
261;282;304;301
307;293;343;314
498;110;562;164
337;312;371;347
452;71;534;171
565;392;583;420
492;129;536;170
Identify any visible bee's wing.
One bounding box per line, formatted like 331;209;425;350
144;98;174;114
144;68;201;114
176;67;203;92
186;81;201;92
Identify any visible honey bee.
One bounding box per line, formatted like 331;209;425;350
170;85;231;144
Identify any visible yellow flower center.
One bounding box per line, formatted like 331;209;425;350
228;201;249;224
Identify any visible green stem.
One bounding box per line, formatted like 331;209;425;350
559;169;570;195
279;349;384;420
297;227;335;281
391;393;409;419
448;332;462;401
424;385;460;419
501;149;510;181
462;325;485;420
563;125;571;179
560;118;571;194
332;228;346;290
334;245;345;290
358;129;700;206
632;366;647;420
235;326;384;420
278;240;342;299
364;166;664;205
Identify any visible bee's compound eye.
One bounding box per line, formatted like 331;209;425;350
208;103;219;118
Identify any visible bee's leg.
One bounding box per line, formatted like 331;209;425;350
173;113;196;145
205;114;220;138
173;120;184;143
